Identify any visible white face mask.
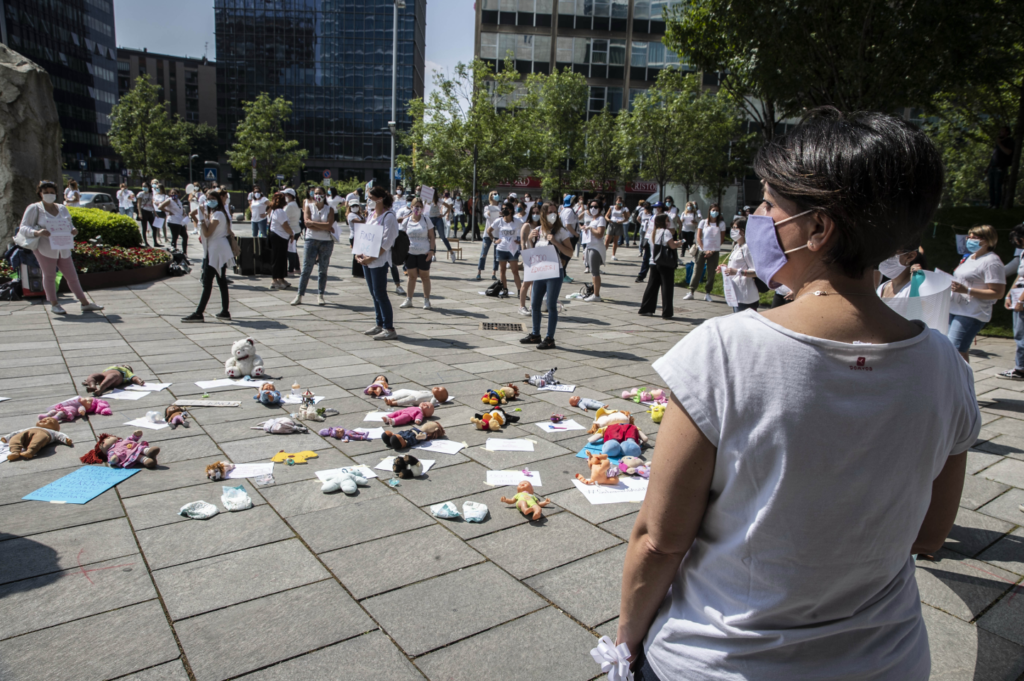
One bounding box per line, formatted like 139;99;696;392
42;193;57;204
315;195;325;203
878;255;908;280
545;213;556;224
730;229;741;240
589;207;599;216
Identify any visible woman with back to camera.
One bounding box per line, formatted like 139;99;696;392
267;191;293;290
638;213;680;319
618;108;977;681
181;189;233;323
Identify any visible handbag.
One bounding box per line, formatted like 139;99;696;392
653;237;678;269
14;231;39;250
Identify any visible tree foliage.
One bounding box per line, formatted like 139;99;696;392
579;107;620;194
521;68;590;199
109;76;182;180
227;93;308;190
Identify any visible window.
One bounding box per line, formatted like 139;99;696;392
589;86;623;115
631;41;647;67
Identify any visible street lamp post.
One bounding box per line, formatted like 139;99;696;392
189;154;199;187
389;0;405;194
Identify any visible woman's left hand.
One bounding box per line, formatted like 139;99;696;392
425;251;433;263
951;281;966;294
723;267;737;276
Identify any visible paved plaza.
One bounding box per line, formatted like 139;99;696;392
1;240;1023;681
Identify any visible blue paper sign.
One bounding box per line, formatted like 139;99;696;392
23;466;139;504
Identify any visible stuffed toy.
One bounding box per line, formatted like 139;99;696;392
471;407;520;431
591;421;649;453
321;469;369;494
381;402;434;427
363;375;391;398
382;422;445;449
82;365;144;397
206;461;235;481
569;396;607;412
271;450;319;464
40;396;111;423
225;337;264;378
319;427;370;442
550;414;564;423
165;405;190;429
385;387;448;407
253;382;282;406
392;454;424;478
525;368;558;388
80;431;160;469
649;403;665;424
622;388;667;404
296;405;339;422
252;417;308;434
586;407;633;437
500;480;551;521
482;384;519;406
575;452;619;486
617;455;650;478
2;418;72;462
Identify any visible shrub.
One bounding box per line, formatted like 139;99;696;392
72;244;171;273
68;207;142;247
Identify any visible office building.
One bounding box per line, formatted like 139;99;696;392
0;0;121;184
117;47;217;128
214;0;426;187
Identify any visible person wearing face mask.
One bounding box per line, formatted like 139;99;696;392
582;201;606;302
426;190;454;261
116;183;135;218
393;186;408;215
325;188;345;241
64;179;81;207
347;202;366;279
947;225;1005;362
876;248;926;299
182;190;233;322
453;191;468;239
679;201;700;251
620;108;975;681
135;181;157;247
159;189;189;255
357;186;400;340
558;195;579;283
684;203;725;301
250;186;269;238
605;196;629;261
638;214;681;319
997;224;1024;380
494;202;523;297
291;187;336;306
398;198;437;310
284;188;304;275
718;218;759;313
519;202;574;349
476;192;502;281
18;180;104;315
267;190;295;290
152;181;170;243
635;202;659;283
517;206;544;314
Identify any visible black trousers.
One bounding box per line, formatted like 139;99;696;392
139;209;156;245
269;232;289;279
196;260;229;315
169;223;188;254
639;265;676;318
680;231;695;249
637;242;651;281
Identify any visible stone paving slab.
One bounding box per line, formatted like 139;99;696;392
234;631;426;680
0;517;138;585
916;550;1019;622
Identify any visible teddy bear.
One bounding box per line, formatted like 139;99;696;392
82;365;144;397
206;461;235;481
569;396;608;412
586;407;634;436
40;396;111;423
321;468;369;494
225;337;264;378
500;480;551;521
575;452;619;486
617;455;650;478
391;454;424;478
525;368;558;387
252;417;308;434
296;405;339;422
80;431;160;469
318;427;370;442
381;422;445;449
363;375;391;398
482;384;519;406
165;405;190;429
381;402;434;427
471;407;520;431
253;382;281;406
2;417;72;462
384;386;448;407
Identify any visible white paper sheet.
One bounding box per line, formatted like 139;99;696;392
537;384;576;393
195;378;239;390
571;477;647;504
48;232;74;250
124;382;172;392
233;377;264;387
534;419;585;433
104;390;150;401
375;457;435;474
314;464;378;481
352;221;383;257
364;411;392;422
152;216;166;230
282;394;325;405
485;438;535;452
521;244;562;282
0;397;9;403
123;417;169;431
224;462;274;479
354;427;384;439
486;470;543;487
413;439;466;455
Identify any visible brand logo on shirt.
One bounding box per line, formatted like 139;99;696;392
850;357;872;371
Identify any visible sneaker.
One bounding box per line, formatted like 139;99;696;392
682;291;694;300
181;312;204;323
373;329;398;341
562;275;573;284
399;298;413;309
214;311;232;321
612;255;618;261
474;274;482;281
584;294;602;302
491;274;497;281
395;285;406;296
270;282;281;290
537;336;556;350
363;326;382;336
704;293;712;302
279;280;292;289
290;295;302;306
50;303;66;315
520;333;541;344
997;369;1024;381
80;302;104;312
317;294;326;306
423;299;432;310
634;277;645;283
518;306;530;316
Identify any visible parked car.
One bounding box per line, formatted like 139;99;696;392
78;192;117;212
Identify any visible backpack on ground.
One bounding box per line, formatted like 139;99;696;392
580;283;595;298
485;281;503;297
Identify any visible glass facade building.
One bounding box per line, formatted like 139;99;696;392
0;0;121;183
214;0;426;186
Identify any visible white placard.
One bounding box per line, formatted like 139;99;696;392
105;390;149;401
174;399;240;407
282;394;324;405
314;464;378;481
124;383;172;392
195;379;239;390
571;477;647;505
224;462;274;479
375;457;435;474
882;270;953;334
484;438;535;452
413;439;466;455
722;271;739;309
152;216;165;229
364;411;392;422
354;427;384;439
48;232;74;250
352;221;383;257
534;419;585;433
521;244;561;282
486;470;543;487
537;384;576;393
123;417;169;431
420;186;435;204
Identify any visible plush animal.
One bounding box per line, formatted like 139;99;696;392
392;454;424;479
363;375;391;398
40;396;111;423
575;452;619;486
206;461;235;481
225;337;264;378
296;405;339;422
618;455;650;478
382;422;445;449
321;469;369;494
252;417;308;434
622;388;667;404
253;382;281;406
385;387;448;407
550;414;564;423
81;431;160;469
82;365;144;397
649;403;665;424
381;402;434;427
525;368;558;388
482;384;519;406
2;418;72;461
500;480;551;521
319;427;370;442
586;407;633;436
271;450;319;464
569;396;607;412
165;405;190;429
471;407;520;431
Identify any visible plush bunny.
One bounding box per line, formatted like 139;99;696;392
321;469;369;494
297;405;339;422
525;368;558;387
225;337;264;378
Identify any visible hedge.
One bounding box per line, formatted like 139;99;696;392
68;207;142;247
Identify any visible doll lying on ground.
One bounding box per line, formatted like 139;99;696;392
482;384;519;406
597;422;649;458
296;405;339;422
253;382;282;406
252;417;308;434
617;455;650;479
40;396;111;423
622;387;667;404
206;461;235;481
575;452;619;486
586;407;634;437
525;368;558;388
570;396;608;412
2;418;72;461
82;364;144;397
364;375;391;398
382;422;445;449
381;402;434;426
80;431;160;469
165;405;190;429
384;387;448;407
471;407;520;431
318;427;370;442
500;480;551;521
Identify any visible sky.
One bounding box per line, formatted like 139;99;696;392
112;0;475;100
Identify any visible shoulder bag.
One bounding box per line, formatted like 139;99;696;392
13;204;42;250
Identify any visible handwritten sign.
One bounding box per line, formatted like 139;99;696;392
352;221;383;257
722;270;739;308
521;244;561;282
571;477;647;505
486;470;543;487
173;399;240;407
23;467;139;504
48;231;74;250
420;186;435;204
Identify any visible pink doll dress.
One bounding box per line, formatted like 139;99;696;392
106;433;149;468
385;406;424;426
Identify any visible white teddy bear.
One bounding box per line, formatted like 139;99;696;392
321;469;370;495
225;337;264;378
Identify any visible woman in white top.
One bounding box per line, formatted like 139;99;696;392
356;186;400;340
19;180;103;315
719;217;760;313
116;183;135;217
398;198;437;310
158;189;189;255
64;180;81;207
182;189;234;323
326;188;345;241
685;203;725;301
947;224;1005;362
476;193;503;281
876;248;925;299
998;224;1024;380
678;201;700;250
291;186;336;306
517;205;544;315
250;185;269;238
518;201;574;349
604;196;629;261
638;214;681;318
582;201;606;301
492;202;523;297
151;181;170;242
619;109;974;681
267;191;294;290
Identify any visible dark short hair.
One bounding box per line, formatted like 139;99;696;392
1010;223;1024;246
733;217;747;231
368;186;393;208
753;106;943;277
37;180;58;197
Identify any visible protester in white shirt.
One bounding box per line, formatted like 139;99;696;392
679;201;701;250
719;217;759;313
517;206;544;315
876;248;925;300
582;200;606;302
64;180;81;207
159;189;189;255
181;189;234;323
290;186;336;306
638;213;681;319
356;186;400;340
250;186;269;238
948;224;1006;362
685;204;725;301
635;202;659;283
326;188;345;241
116;184;135;217
604;196;629;260
268;191;294;290
998;224;1024;380
398;198;437;310
519;201;575;349
493;203;523;296
476;193;503;281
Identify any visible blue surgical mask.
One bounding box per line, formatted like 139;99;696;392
966;238;982;253
206;199;218;209
745;209;816;289
710;210;719;218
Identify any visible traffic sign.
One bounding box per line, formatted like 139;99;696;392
204;168;218;181
276;174;284;181
324;179;332;188
322;169;332;179
394;168;403;180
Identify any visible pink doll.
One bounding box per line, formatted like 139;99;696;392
165;405;190;429
381;402;434;426
319;427;370;442
40;396;111;423
80;431;160;469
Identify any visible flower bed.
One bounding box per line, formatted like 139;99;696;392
71;243;171;274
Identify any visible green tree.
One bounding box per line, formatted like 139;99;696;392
579;107;620;195
521;68;589;200
109;76;181;179
174;121;219;185
690;89;754;208
227;93;308;190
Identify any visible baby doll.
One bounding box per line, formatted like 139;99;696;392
586;407;633;436
206;461;235;481
381;402;434;427
81;431;160;469
165;405;190;429
575;452;619;486
384;386;448;407
2;417;72;462
253;382;282;406
525;368;558;388
569;396;608;412
617;455;650;479
363;375;391;398
392;454;424;478
82;365;144;397
600;422;647;459
481;384;519;406
318;427;370;442
40;396;111;423
381;422;445;449
500;480;551;521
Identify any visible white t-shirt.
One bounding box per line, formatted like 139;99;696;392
950;251;1004;322
699;219;724;251
494;217;522;254
327;195;345;221
284;201;302;236
643;213;658;244
681;211;699;232
64;187;80;206
403;216;432;255
584;216;607;257
725;243;759;305
269;208;292;239
203;210;235;270
877;279;912;299
559;207;579;234
305;202;333;241
117;189;134;209
250;197;268;221
484;204;501;226
648;313;980;681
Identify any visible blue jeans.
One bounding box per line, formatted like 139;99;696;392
477;237;498;272
298;239;334;295
364;264;394;329
118;207;134;218
1014;309;1024;370
602;438;641;459
948;314;986;353
431;217;452;253
531;271;563;339
251;219;268;238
